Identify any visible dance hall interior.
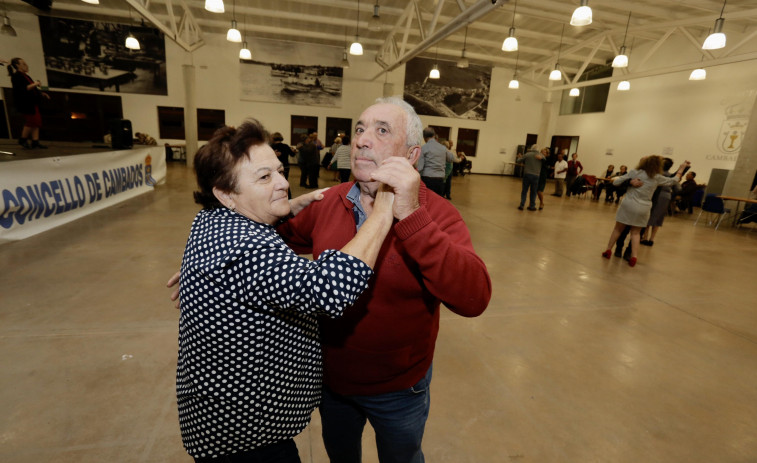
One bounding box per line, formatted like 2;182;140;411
1;1;757;462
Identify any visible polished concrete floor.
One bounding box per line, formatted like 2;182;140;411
1;163;756;462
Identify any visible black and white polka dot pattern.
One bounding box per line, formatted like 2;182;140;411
176;207;373;458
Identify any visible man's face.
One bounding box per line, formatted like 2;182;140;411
557;154;563;161
351;103;411;182
686;172;694;181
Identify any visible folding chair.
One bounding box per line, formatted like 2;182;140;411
694;194;731;230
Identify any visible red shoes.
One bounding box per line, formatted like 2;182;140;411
628;257;637;267
601;250;612;259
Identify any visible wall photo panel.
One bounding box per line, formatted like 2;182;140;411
240;37;343;108
403;57;491;121
38;16;167;95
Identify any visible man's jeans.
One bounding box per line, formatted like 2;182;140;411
520;173;539;208
320;367;432;463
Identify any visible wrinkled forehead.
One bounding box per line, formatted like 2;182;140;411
357;103;406;132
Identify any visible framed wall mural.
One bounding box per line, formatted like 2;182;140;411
240;37;343;108
403;57;491;121
38;16;167;95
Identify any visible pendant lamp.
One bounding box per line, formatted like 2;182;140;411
429;47;440;79
509;49;520;89
702;0;727;50
457;27;469;68
205;0;224;13
350;0;363;55
369;2;382;32
570;0;592;27
617;80;630;91
501;0;518;52
612;12;631;68
549;25;564;81
227;0;241;42
569;88;580;96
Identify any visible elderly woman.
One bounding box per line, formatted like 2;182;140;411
176;120;394;462
601;155;689;267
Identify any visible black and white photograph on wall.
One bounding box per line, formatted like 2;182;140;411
38;16;167;95
240;37;343;108
403;57;491;121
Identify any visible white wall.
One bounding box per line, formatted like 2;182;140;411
551;34;757;184
3;10;756;181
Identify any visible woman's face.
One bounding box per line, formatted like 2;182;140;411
15;59;29;73
227;144;290;225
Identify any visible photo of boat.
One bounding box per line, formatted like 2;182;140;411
281;75;341;95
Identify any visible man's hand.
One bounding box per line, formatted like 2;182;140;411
167;271;180;309
370;157;420;220
630;178;643;188
289;187;328;216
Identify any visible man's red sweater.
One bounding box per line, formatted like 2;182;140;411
278;182;491;395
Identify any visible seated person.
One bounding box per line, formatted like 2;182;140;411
738;184;757;224
608;165;629;203
594;164;615;201
674;171;699;214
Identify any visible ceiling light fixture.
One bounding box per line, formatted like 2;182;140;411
702;0;727;50
205;0;224;13
227;20;241;42
617;80;630;91
429;47;440;79
341;28;351;68
226;0;241;42
501;0;518;52
350;0;363;55
569;88;580;96
125;32;140;50
1;13;16;36
429;64;440;79
689;68;706;80
457;27;469;68
549;24;564;81
239;15;251;59
239;42;251;60
369;1;382;32
81;0;100;5
125;8;140;50
612;12;631;68
509;49;520;89
570;0;592;27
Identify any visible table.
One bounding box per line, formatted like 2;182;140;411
717;195;757;227
46;67;134;92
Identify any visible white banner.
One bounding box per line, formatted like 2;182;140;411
0;147;166;243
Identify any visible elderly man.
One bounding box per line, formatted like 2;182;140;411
417;127;456;196
279;97;492;462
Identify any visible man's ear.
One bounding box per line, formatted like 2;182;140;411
407;145;421;166
213;187;234;209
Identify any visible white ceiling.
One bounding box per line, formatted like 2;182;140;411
7;0;757;88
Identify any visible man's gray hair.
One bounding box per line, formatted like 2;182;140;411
374;96;424;147
529;143;540;151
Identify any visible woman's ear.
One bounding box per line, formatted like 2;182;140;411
212;187;234;209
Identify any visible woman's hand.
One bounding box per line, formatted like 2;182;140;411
289;187;329;216
372;184;396;220
166;271;180;309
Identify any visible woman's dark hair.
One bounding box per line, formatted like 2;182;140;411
7;57;21;77
271;132;284;142
341;135;350;145
662;157;674;171
193;119;269;209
